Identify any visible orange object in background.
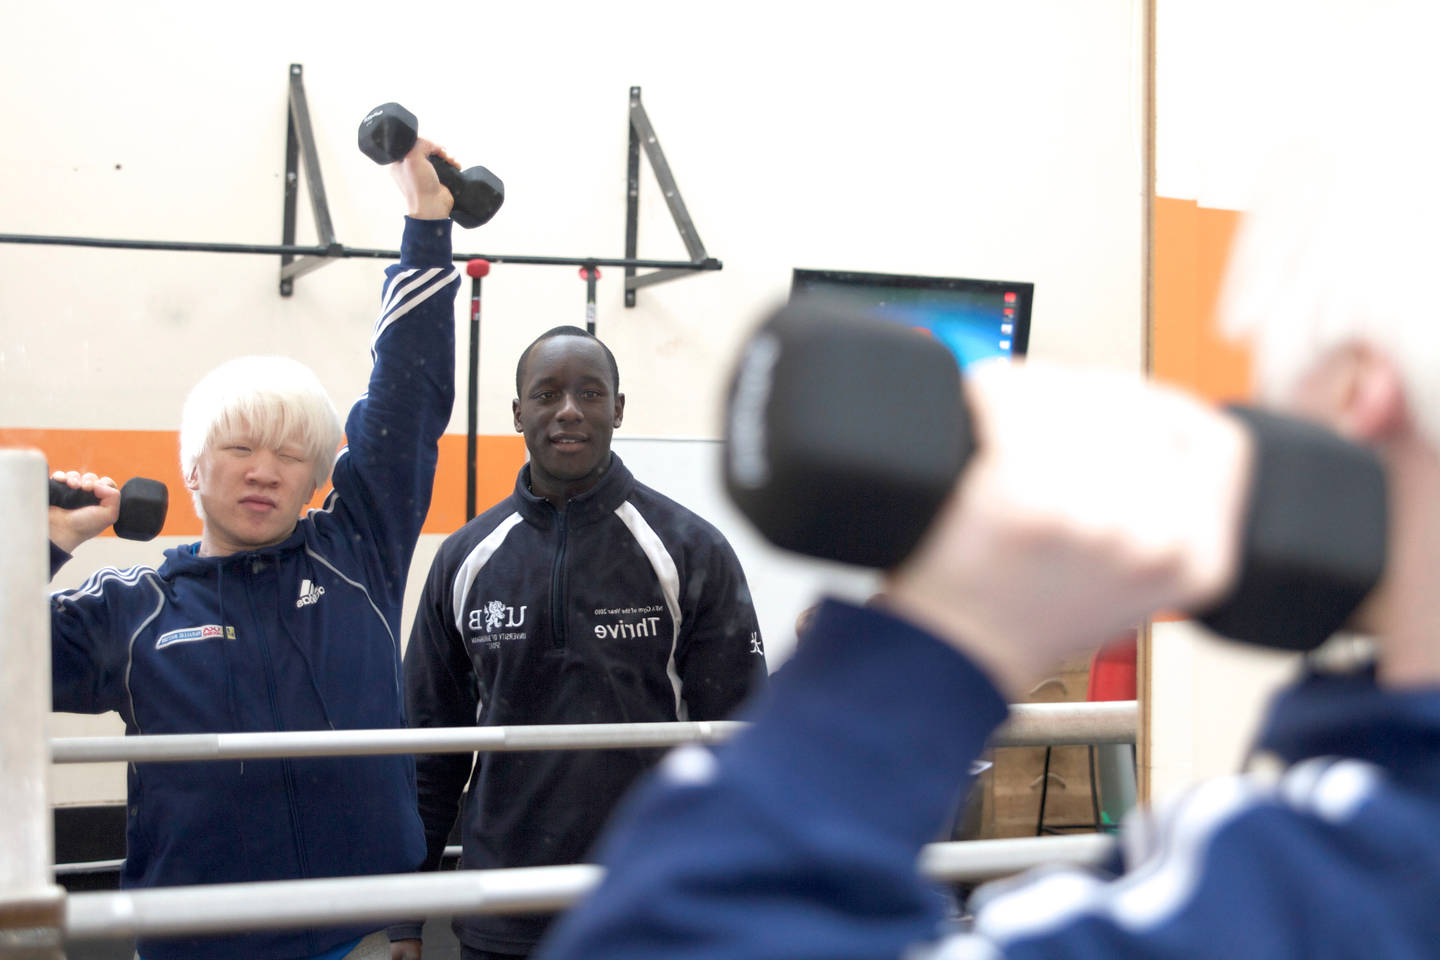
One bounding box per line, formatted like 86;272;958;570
1152;196;1252;404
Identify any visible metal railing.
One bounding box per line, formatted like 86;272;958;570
48;701;1135;766
60;835;1113;941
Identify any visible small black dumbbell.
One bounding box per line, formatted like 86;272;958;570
722;298;1387;653
49;477;169;542
358;102;504;229
723;296;971;570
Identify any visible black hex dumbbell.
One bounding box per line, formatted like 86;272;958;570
358;103;504;229
722;298;1387;653
49;476;169;541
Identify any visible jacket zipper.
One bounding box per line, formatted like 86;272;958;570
550;511;569;649
249;562;313;906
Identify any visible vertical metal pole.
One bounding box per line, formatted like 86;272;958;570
466;274;482;521
1137;0;1157;806
623;87;642;308
0;449;65;958
464;259;490;522
581;265;600;335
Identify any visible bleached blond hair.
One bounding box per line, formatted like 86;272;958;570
179;355;342;499
1219;13;1440;450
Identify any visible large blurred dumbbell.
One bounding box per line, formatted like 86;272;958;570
49;476;169;542
722;298;1387;652
358;103;504;229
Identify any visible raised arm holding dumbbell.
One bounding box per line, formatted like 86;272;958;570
361;102;504;228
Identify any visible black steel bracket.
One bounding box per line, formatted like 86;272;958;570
279;63;340;296
624;86;718;307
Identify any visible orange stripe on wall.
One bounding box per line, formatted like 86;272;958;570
1152;196;1252;404
0;429;526;538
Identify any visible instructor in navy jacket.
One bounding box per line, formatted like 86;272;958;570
395;326;768;959
47;137;465;960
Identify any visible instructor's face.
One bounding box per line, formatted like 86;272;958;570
514;336;624;505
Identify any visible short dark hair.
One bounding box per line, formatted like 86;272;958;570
515;326;620;396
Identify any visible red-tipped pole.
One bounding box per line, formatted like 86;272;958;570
465;259;492;520
579;264;601;335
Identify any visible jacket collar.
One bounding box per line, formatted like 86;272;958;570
514;453;634;528
159;521;310;577
1255;666;1440;791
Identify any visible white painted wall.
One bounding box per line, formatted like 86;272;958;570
4;0;1145;805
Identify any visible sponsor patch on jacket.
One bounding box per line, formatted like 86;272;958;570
155;624;235;649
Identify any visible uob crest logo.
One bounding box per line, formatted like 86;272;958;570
469;600;527;633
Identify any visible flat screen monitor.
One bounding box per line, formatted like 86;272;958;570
790;268;1034;368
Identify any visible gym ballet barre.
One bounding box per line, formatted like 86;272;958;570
47;702;1134;766
52;836;1112;942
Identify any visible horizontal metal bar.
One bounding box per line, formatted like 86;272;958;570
54;833;1117;883
990;700;1136;747
0;233;331;256
52;860;124;877
48;703;1135;765
63;865;602;940
0;233;722;271
61;836;1110;940
917;834;1112;882
49;721;747;764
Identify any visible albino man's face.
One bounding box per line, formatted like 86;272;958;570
187;427;317;557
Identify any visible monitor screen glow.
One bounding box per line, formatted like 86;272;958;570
790;268;1034;368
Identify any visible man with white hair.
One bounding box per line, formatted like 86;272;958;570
535;58;1440;960
46;138;464;960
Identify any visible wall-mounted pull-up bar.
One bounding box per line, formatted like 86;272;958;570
0;66;722;308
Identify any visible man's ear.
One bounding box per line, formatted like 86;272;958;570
1341;345;1407;442
183;465;200;493
513;398;523;433
613;392;625;429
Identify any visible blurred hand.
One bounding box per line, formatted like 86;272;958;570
885;361;1252;696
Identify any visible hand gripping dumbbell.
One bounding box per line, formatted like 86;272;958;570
358;102;505;229
48;476;169;542
722;298;1387;653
